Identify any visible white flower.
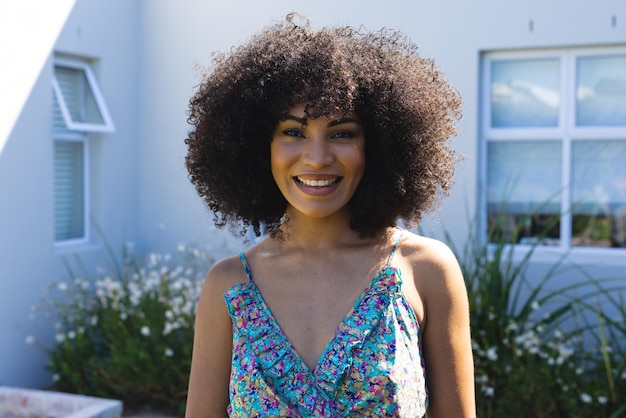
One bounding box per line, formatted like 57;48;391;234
129;283;142;307
164;348;174;357
163;321;179;336
597;396;608;405
555;345;574;365
149;253;160;267
91;316;98;326
52;374;60;383
55;333;66;343
482;386;495;397
56;282;68;291
140;326;151;336
531;301;540;311
25;335;35;345
580;393;592;403
120;312;128;321
475;375;488;384
486;347;498;361
68;331;76;339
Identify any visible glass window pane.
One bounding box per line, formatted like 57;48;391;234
54;141;84;241
491;58;560;128
54;65;105;125
572;140;626;247
576;55;626;126
487;141;561;244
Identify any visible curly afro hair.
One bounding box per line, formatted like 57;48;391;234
186;14;462;238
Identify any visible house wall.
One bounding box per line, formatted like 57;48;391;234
137;0;625;266
137;0;625;349
2;0;624;390
136;0;480;256
0;0;140;388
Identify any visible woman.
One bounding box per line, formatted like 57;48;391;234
185;14;475;417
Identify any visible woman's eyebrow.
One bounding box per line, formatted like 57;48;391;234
278;115;361;127
279;114;308;125
328;117;361;127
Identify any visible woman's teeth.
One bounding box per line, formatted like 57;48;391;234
295;177;340;187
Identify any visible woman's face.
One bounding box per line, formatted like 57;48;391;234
270;105;366;220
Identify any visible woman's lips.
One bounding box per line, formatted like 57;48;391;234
294;176;341;187
293;176;343;195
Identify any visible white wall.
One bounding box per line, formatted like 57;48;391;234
136;0;481;254
0;0;75;157
137;0;625;312
2;0;624;390
138;0;625;283
0;0;141;388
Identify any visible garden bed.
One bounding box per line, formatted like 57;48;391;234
0;387;122;418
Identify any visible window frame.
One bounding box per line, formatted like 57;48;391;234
52;57;115;133
53;133;90;247
480;46;626;263
52;56;113;247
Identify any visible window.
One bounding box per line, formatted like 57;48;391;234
481;47;626;250
52;57;114;244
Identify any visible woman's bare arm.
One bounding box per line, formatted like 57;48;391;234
414;239;476;418
185;257;242;418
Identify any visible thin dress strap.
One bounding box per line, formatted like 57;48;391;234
385;231;403;267
239;252;254;282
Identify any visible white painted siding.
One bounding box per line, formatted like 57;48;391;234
0;0;141;387
1;0;624;389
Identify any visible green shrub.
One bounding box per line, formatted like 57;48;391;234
27;218;626;417
448;215;626;417
28;244;214;415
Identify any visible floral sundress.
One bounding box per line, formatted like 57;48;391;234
223;234;428;417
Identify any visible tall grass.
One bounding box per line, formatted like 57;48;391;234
445;213;626;417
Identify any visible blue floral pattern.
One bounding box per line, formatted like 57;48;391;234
224;236;428;417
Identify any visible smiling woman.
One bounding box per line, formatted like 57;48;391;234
184;13;474;418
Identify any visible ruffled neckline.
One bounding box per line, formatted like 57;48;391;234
225;261;403;409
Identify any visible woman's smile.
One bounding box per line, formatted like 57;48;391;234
294;176;342;188
293;175;343;196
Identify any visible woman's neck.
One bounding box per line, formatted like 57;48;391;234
278;206;362;248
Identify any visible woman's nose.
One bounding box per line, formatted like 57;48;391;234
301;137;334;167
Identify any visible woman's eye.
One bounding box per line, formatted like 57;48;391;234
331;131;356;140
283;129;304;138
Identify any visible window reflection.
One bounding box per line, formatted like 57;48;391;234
491;58;560;128
572;141;626;247
487;141;561;244
576;55;626;126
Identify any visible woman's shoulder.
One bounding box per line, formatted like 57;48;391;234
203;237;274;291
396;229;465;295
397;229;459;268
202;253;248;297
